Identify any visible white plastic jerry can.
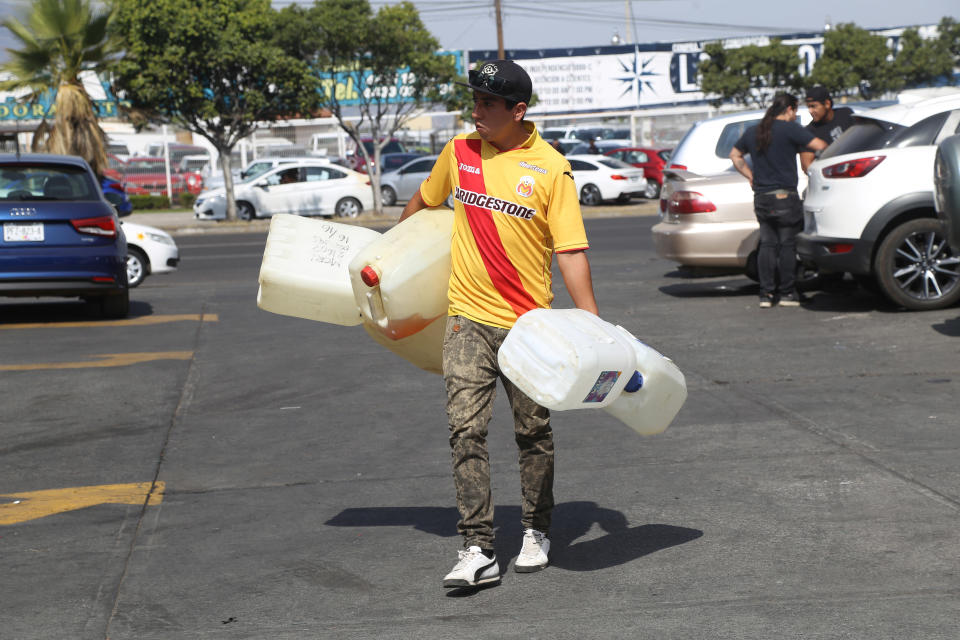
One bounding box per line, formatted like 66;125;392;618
497;308;636;410
497;308;687;435
602;331;687;436
347;207;453;373
257;214;381;325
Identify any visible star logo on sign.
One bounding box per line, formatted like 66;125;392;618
614;46;658;105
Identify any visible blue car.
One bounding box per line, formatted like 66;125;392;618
100;175;133;216
0;154;130;318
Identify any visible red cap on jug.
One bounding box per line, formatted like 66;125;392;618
360;265;380;287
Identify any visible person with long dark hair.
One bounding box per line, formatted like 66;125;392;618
730;93;828;307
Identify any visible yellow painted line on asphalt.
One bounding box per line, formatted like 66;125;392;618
0;351;193;371
0;482;164;525
0;313;218;330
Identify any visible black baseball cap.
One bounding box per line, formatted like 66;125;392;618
805;85;832;103
458;60;533;104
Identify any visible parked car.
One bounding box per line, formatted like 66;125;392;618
123;157;203;196
568;139;627;155
377;152;426;174
602;146;672;199
542;126;630;143
653;168;762;273
379;155;446;206
100;175;132;216
934;134;960;251
348;138;407;173
565;154;648;205
551;138;584;155
667;108;815;176
120;221;179;288
194;160;373;220
798;92;960;310
145;142;208;166
0;154;129;318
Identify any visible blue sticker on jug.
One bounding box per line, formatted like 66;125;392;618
583;370;621;403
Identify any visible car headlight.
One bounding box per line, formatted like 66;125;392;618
145;231;176;245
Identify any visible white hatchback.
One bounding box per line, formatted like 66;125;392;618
566;155;647;205
194;161;374;221
798;91;960;310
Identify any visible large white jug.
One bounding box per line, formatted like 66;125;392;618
498;308;687;435
348;207;453;341
497;309;637;410
602;333;687;436
257;214;381;325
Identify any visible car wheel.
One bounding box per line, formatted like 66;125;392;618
874;217;960;310
336;197;362;218
100;290;129;319
381;185;397;207
237;201;255;221
580;184;602;206
126;246;149;288
644;179;661;200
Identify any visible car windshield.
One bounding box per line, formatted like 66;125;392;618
820;118;905;159
598;158;633;170
126;159;166;171
0;164;98;200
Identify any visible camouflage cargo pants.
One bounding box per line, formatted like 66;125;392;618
443;315;554;550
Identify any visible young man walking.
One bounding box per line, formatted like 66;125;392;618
399;60;599;588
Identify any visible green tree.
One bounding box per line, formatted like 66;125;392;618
698;39;804;108
0;0;119;176
111;0;316;221
274;0;457;213
809;23;896;99
891;27;954;90
938;16;960;66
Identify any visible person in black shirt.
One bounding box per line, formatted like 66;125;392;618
805;85;855;145
730;93;828;308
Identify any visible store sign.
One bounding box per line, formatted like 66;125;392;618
469;24;940;115
0;73;126;121
315;50;464;107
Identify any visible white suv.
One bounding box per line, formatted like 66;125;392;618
798;92;960;310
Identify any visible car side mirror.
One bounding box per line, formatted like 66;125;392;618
255;181;268;190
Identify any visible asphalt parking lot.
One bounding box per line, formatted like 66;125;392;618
1;213;959;639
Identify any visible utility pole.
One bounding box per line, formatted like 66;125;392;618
495;0;504;59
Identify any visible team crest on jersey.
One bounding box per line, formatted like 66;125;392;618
516;175;535;198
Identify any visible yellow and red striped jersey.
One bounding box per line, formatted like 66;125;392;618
420;122;589;329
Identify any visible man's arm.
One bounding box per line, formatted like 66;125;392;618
799;137;828;172
729;146;752;187
556;250;599;315
398;188;428;223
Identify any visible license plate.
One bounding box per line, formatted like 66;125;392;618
4;222;44;242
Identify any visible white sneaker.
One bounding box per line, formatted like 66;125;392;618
514;528;550;573
442;546;500;588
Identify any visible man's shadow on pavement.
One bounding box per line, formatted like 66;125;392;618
325;501;702;573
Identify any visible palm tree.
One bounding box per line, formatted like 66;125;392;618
0;0;118;176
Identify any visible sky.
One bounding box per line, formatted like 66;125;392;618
0;0;958;63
